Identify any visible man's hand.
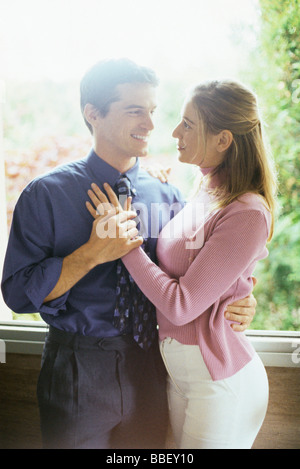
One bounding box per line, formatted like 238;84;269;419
43;183;142;304
86;209;143;266
225;293;257;332
85;183;143;266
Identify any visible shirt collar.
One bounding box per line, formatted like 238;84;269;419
85;149;140;189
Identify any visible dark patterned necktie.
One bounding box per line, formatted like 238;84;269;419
113;175;158;350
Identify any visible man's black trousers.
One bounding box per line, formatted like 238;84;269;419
37;326;168;449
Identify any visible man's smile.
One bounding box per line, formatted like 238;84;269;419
131;134;149;142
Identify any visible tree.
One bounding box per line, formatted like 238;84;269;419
246;0;300;330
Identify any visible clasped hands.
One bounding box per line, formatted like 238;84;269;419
85;183;143;265
86;182;257;332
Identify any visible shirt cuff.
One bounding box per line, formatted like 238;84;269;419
24;257;69;316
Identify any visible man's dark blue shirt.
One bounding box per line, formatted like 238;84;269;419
1;150;184;337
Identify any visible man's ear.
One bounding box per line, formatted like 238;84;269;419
83;104;100;129
217;130;233;152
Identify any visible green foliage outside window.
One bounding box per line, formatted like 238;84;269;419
241;0;300;330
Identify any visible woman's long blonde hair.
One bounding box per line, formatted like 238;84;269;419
190;80;277;241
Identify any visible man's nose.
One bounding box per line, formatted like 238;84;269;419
141;113;155;131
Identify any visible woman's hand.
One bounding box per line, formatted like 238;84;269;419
85;183;143;266
142;163;171;183
86;182;133;218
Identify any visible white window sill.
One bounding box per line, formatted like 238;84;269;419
246;330;300;368
0;320;48;355
0;320;300;368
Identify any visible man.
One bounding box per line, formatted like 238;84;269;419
1;58;256;449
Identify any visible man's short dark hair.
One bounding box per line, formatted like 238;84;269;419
80;58;159;134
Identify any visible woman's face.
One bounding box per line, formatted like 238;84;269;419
172;99;227;168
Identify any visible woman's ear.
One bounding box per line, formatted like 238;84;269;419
217;130;233;152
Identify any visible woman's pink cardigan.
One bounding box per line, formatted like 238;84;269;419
122;170;271;380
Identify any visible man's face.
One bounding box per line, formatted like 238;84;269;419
95;82;157;162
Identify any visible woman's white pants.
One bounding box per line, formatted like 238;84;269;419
159;338;269;449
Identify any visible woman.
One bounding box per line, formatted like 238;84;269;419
87;80;277;449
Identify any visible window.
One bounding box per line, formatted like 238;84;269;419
0;0;299;350
0;81;12;321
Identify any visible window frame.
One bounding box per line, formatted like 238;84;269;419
0;320;299;368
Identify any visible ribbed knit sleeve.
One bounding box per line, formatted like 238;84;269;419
122;207;269;327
